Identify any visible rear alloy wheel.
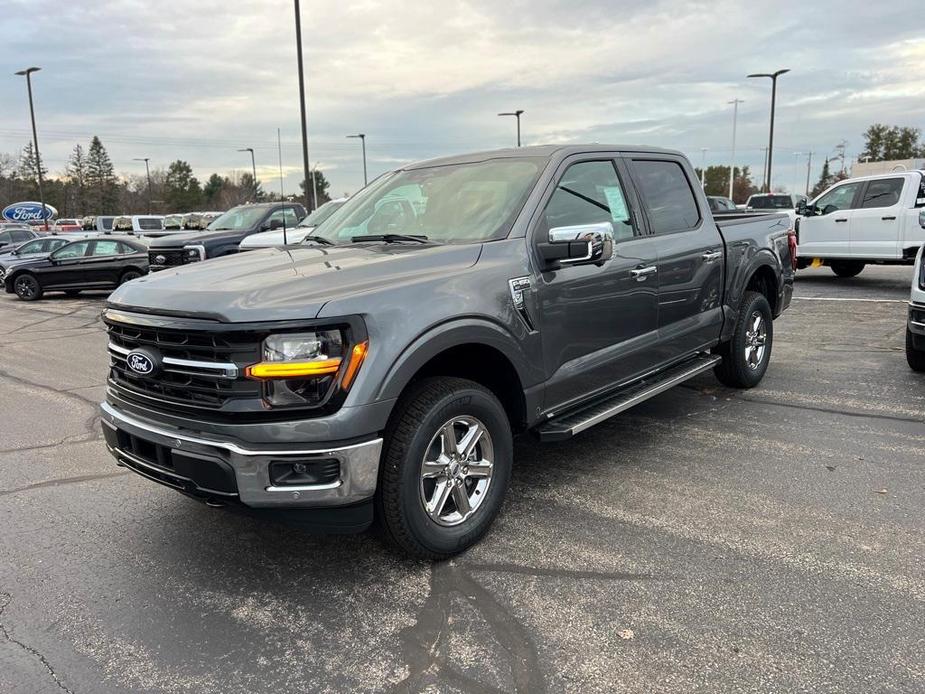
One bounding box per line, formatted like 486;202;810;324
907;328;925;372
13;274;42;301
830;261;865;278
120;270;142;285
377;377;512;559
714;290;773;388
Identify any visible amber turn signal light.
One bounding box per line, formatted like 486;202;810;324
341;340;369;390
245;358;342;380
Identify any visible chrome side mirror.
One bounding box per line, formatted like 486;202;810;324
540;221;614;267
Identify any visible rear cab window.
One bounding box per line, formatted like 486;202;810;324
629;159;701;234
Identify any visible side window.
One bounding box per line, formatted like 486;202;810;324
12;230;33;242
630;159;701;234
53;241;91;259
860;178;904;209
815;182;861;214
0;232;12;244
118;243;137;254
543;160;635;242
18;240;42;253
49;239;69;251
91;240;122;256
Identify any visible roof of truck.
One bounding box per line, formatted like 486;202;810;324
405;144;681;170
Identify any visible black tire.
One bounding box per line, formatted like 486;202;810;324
713;290;773;388
376;377;513;559
13;273;42;301
907;329;925;372
830;261;865;278
120;269;142;285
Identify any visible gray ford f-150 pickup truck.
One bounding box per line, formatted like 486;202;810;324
100;145;795;558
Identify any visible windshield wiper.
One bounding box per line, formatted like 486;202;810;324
351;234;429;244
301;235;334;246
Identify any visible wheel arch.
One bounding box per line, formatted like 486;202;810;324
376;319;537;432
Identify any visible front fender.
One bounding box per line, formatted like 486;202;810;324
375;317;539;404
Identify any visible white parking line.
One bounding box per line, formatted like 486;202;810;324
792;296;908;304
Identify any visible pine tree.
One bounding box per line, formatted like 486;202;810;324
86;136;117;213
17;141;47;190
65;144;87;214
164;160;202;210
299;169;332;211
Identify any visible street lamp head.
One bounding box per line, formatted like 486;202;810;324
747;69;790;80
346;133;365;140
132;157;149;162
498;110;524;117
237;147;254;153
14;67;40;76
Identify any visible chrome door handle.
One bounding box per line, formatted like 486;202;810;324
702;251;723;262
630;266;657;281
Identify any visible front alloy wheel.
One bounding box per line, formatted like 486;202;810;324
377;377;512;559
743;310;768;370
14;274;42;301
420;416;494;527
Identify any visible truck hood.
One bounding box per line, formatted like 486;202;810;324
108;242;482;322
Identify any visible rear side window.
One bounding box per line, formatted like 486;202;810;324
92;240;122;256
11;230;33;241
118;243;137;254
543;160;635;242
860;178;904;209
630;160;700;234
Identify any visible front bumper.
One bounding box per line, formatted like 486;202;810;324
100;401;382;511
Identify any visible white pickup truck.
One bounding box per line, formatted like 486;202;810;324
796;171;925;277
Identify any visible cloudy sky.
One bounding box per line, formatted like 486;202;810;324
1;0;923;197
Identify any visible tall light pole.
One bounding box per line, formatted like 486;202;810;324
498;110;524;147
293;0;313;211
728;98;743;200
237;147;258;200
347;134;367;186
804;151;814;196
700;148;707;188
747;68;790;193
14;66;48;229
133;158;152;213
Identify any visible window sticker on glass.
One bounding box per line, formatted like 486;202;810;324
603;186;629;223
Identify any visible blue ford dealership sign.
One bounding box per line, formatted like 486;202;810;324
1;201;57;223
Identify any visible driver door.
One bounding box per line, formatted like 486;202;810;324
43;240;93;287
534;157;661;411
798;181;863;257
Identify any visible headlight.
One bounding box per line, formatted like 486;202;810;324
185;248;202;261
245;331;368;407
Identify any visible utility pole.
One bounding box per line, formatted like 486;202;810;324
14;67;48;230
747;68;790;193
804;151;813;196
498;110;524;147
728;98;743;200
133;157;152;213
293;0;312;211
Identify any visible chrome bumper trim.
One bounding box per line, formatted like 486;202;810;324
100;401;383;508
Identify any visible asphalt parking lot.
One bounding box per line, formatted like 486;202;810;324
0;266;922;694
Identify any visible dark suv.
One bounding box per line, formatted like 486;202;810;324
146;203;306;271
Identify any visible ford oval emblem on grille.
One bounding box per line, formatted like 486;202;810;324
126;349;160;377
154;254;166;264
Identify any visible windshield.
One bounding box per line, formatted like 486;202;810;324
299;200;345;228
749;195;793;209
315;158;543;244
207;206;267;231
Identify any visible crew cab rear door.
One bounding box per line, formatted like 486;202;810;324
532;155;662;410
849;176;905;259
625;156;725;363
